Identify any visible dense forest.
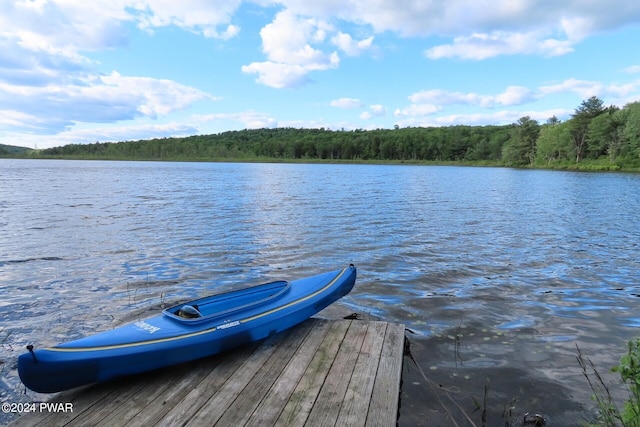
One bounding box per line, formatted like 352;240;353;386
0;144;31;156
16;97;640;170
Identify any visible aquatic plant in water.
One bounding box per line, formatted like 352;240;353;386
578;338;640;427
612;338;640;427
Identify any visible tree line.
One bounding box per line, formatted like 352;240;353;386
505;97;640;169
33;97;640;170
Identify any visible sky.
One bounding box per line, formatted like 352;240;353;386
2;1;640;149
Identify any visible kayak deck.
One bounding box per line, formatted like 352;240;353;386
9;318;406;427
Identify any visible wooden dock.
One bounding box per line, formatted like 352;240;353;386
10;318;405;427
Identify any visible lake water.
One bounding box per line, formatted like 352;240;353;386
1;159;639;426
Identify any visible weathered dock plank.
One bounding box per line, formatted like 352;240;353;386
10;318;405;427
366;322;406;427
239;320;333;427
304;320;369;426
153;342;261;427
336;321;387;427
273;319;351;427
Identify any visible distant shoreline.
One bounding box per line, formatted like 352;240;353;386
4;98;640;173
4;154;640;173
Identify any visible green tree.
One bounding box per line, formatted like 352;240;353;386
546;115;561;125
536;121;572;164
569;96;605;163
587;106;624;161
502;116;540;166
620;101;640;162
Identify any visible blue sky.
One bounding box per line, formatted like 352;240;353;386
2;0;640;149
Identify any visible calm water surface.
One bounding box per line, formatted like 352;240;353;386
1;159;639;426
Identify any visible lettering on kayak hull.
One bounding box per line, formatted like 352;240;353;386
135;321;160;334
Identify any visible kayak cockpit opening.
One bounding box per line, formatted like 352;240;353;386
176;305;202;319
163;280;292;322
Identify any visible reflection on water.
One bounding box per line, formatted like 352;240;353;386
1;159;639;425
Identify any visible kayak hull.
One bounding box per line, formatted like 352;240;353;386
18;265;356;393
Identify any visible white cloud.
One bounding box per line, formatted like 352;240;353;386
369;104;387;116
495;86;537;106
604;82;640;99
272;0;640;61
623;65;640;74
241;62;312;89
425;31;575;60
330;98;362;109
407;86;536;109
539;77;640;106
99;72;215;117
360;104;386;120
129;0;243;39
409;89;494;108
0;0;235;138
395;88;510;118
331;32;374;56
359;104;387;120
0;109;46;130
265;1;639;61
394;104;440;118
2;1;131;56
62;122;199;143
241;10;340;88
395;108;571;128
276;0;640;48
259;10;332;64
3;121;200;148
203;24;241;40
0;71;214;134
195;111;277;129
394;84;568;128
539;78;604;98
395;78;640;128
0;0;242;83
559;16;594;41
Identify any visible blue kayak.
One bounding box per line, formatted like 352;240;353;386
18;265;356;393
